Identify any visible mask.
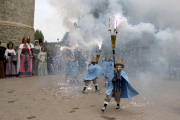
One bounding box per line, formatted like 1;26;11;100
116;65;122;72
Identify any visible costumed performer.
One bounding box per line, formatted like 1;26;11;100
101;56;114;87
17;37;32;77
101;59;139;111
82;57;102;93
69;56;79;83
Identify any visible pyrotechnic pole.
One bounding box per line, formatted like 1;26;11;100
109;18;118;67
111;35;116;67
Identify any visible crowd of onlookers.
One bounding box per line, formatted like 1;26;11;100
0;37;52;78
0;36;88;79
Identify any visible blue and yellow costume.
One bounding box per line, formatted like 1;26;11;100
102;59;139;111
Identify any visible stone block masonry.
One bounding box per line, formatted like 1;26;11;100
0;0;35;50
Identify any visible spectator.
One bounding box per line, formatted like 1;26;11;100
17;37;32;77
38;47;48;76
4;41;17;77
46;47;52;75
33;40;40;75
39;39;43;50
27;36;34;75
0;42;6;78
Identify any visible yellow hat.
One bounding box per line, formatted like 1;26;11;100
108;56;113;61
115;59;124;68
92;57;98;63
96;55;100;60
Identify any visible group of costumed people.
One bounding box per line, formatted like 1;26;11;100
64;56;79;83
0;36;52;78
63;47;88;83
82;55;139;111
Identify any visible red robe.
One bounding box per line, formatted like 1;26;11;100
18;45;32;77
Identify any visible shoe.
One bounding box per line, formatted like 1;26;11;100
116;105;120;109
70;80;75;83
95;89;101;92
82;91;88;94
101;107;106;112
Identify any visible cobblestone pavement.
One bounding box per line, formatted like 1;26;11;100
0;73;180;120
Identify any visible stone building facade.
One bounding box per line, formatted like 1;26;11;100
0;0;35;50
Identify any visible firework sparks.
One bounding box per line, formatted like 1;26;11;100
98;43;102;50
76;42;78;47
93;35;103;51
109;10;123;34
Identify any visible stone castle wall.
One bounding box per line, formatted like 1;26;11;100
0;0;35;50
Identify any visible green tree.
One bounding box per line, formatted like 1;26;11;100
34;30;44;41
59;32;69;45
43;41;48;48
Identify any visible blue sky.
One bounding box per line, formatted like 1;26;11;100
34;0;66;42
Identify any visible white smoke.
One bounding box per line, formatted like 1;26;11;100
47;0;180;79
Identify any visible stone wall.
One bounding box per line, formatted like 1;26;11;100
0;0;35;50
0;25;34;50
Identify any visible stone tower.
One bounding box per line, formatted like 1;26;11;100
0;0;35;50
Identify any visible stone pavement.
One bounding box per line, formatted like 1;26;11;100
0;73;180;120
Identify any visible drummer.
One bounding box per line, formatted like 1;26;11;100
4;41;17;77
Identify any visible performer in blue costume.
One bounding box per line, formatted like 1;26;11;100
69;56;79;83
101;59;139;111
82;57;102;93
65;58;71;82
101;56;114;87
100;61;107;77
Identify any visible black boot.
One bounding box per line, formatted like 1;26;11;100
82;87;87;94
116;104;120;109
83;87;86;91
101;104;107;112
95;85;100;92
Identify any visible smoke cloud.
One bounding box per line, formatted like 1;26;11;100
47;0;180;82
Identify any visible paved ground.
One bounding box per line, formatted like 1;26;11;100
0;73;180;120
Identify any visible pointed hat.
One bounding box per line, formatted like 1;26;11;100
92;57;98;63
115;59;124;68
108;56;113;61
